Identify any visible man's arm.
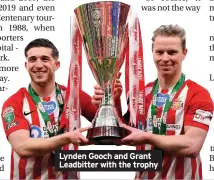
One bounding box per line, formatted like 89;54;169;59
121;124;207;158
145;126;207;158
8;127;89;158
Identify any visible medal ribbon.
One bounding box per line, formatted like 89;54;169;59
151;73;185;135
28;83;63;137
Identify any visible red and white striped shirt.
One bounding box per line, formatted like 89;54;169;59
1;84;97;180
135;79;213;180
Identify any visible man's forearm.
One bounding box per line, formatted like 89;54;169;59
14;133;70;158
146;133;200;158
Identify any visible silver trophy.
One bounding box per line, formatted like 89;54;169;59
74;1;131;145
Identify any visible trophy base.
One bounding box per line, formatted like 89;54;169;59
87;126;128;145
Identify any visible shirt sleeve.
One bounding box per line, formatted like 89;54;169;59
184;88;213;131
1;91;30;138
80;90;98;122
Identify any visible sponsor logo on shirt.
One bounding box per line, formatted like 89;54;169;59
42;101;56;115
30;125;42;138
156;93;169;107
193;109;213;126
30;124;59;138
148;118;182;131
43;124;59;137
171;99;183;110
167;124;182;130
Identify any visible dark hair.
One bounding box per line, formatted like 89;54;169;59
24;38;59;58
152;24;186;51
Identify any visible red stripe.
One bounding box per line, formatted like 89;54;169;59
48;154;52;179
18;158;27;179
10;150;14;179
199;161;202;179
191;158;197;179
148;171;155;179
175;156;184;179
162;155;172;179
47;154;56;179
33;156;43;179
62;172;68;179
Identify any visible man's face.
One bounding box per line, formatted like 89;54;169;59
152;35;187;77
25;47;60;86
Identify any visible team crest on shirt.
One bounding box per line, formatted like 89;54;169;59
156;93;169;107
41;101;56;115
3;106;15;124
171;99;183;110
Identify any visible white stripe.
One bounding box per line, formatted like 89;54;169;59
13;151;20;180
68;171;79;180
195;156;201;179
146;101;152;133
175;85;188;135
141;172;148;180
56;172;63;180
135;171;148;180
23;96;32;125
154;171;162;180
183;158;192;179
166;157;176;180
25;157;34;180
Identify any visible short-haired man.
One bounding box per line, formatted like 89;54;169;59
1;38;97;179
93;24;214;179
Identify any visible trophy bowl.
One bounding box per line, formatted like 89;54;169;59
74;1;131;145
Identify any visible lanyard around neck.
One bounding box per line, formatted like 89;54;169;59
28;83;64;137
151;74;185;135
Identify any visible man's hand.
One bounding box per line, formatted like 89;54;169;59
92;84;104;107
67;127;91;146
120;124;149;146
113;72;123;102
91;72;123;107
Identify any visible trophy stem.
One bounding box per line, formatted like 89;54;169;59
87;80;127;145
101;81;113;106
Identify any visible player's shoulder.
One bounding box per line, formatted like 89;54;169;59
145;81;155;95
3;88;26;105
1;88;27;115
146;81;154;88
185;79;210;94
